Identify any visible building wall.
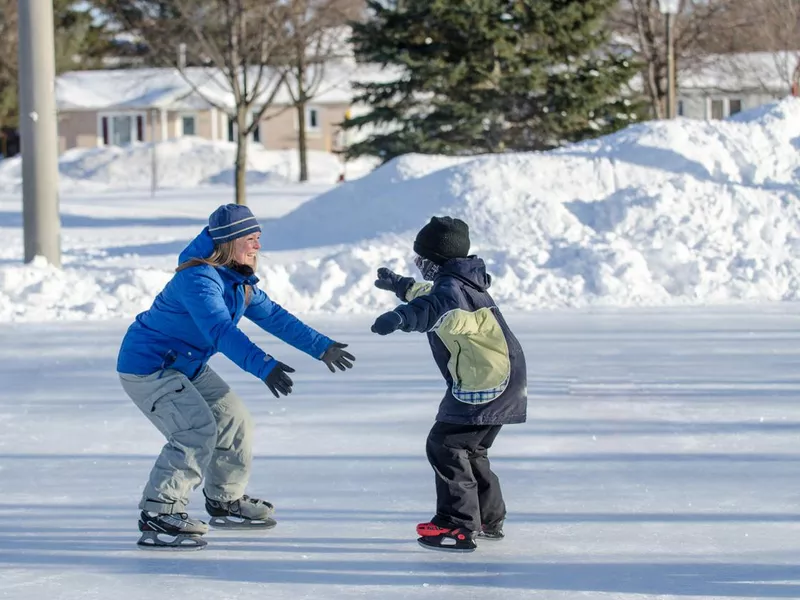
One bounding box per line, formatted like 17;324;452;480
678;90;785;120
58;109;174;151
56;104;349;153
257;103;350;152
57;110;101;153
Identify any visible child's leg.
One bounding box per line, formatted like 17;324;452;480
425;421;495;532
470;425;506;530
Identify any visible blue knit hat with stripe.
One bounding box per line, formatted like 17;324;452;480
208;204;261;244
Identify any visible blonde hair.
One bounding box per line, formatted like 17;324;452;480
176;239;255;304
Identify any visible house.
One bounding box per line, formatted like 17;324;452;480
678;51;800;120
55;63;363;154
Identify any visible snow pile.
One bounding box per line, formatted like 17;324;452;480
1;98;799;321
0;257;169;322
255;98;800;312
0;138;379;192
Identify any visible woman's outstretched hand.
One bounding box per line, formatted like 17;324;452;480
321;342;355;372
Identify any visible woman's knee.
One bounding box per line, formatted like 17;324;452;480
212;393;253;449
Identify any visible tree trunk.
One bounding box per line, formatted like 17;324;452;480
647;60;664;119
235;110;248;205
297;101;308;182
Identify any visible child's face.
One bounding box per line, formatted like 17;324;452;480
414;254;439;281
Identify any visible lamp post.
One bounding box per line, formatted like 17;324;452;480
17;0;61;266
658;0;680;119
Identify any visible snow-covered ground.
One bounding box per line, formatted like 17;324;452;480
2;308;800;599
3;97;800;598
1;98;800;322
0;138;379;192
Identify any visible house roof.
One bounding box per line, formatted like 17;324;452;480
680;51;800;93
56;60;394;112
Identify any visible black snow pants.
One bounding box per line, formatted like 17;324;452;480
425;421;506;532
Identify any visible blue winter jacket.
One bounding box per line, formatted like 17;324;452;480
116;228;333;381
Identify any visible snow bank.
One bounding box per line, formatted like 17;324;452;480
1;98;799;321
0;137;379;192
253;98;800;313
0;257;170;322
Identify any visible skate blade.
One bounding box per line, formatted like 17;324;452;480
477;533;504;541
208;516;277;530
417;538;476;553
137;532;207;551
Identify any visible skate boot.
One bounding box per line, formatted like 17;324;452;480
477;522;505;541
204;491;277;529
137;511;208;551
416;522;477;552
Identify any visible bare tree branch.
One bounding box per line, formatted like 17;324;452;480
703;0;800;94
611;0;738;118
93;0;291;204
280;0;362;180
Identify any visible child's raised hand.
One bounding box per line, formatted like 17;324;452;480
370;311;404;336
375;268;415;299
374;267;401;291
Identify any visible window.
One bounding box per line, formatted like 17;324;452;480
227;114;261;142
113;116;132;145
708;98;743;120
99;113;145;146
295;107;321;134
710;99;724;120
181;115;196;136
307;107;320;132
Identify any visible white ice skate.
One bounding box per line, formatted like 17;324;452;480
137;511;208;551
204;493;277;529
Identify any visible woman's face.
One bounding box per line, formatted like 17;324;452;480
233;232;261;268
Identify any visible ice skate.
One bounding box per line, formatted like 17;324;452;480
137;510;208;551
416;522;477;552
204;492;277;529
477;522;505;540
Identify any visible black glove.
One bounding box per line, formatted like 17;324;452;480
321;341;355;372
264;361;295;398
371;311;404;336
374;268;414;299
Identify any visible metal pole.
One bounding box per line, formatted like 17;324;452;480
17;0;61;266
666;12;676;119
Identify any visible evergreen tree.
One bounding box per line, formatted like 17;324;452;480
343;0;644;161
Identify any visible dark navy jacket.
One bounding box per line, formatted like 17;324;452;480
393;257;527;425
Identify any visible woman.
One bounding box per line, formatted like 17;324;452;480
117;203;355;550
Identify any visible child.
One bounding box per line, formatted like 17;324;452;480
370;216;527;552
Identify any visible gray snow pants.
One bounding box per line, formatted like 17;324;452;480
118;366;253;514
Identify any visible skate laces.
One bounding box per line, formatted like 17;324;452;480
242;495;264;505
